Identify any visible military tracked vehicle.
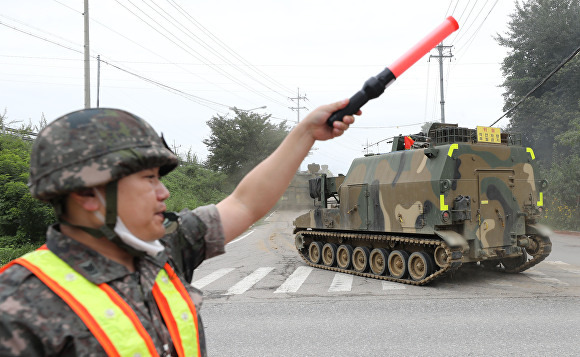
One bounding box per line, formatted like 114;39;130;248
293;123;552;285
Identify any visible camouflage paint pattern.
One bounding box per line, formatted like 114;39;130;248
294;126;546;262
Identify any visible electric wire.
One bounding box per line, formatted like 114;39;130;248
51;0;238;99
0;18;233;113
113;0;288;107
451;0;484;46
144;0;294;101
165;0;295;97
454;0;499;59
490;45;580;127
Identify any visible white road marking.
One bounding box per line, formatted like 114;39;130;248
227;229;254;245
328;273;353;292
525;268;569;286
274;266;313;294
543;261;580;274
488;282;513;287
382;281;407;290
264;211;276;222
223;267;275;295
191;268;235;289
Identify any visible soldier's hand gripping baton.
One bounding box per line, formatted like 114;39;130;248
327;16;459;126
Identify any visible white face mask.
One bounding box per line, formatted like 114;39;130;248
93;188;165;257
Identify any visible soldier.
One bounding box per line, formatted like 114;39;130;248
0;100;356;356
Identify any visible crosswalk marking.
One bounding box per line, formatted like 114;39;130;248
191;268;235;289
274;266;313;294
191;261;575;296
525;268;569;286
328;273;353;292
223;267;274;295
382;281;407;290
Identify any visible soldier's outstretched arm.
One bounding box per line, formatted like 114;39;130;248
216;99;358;243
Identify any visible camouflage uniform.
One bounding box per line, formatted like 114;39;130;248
0;108;226;356
0;205;224;356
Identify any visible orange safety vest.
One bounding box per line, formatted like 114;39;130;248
0;246;201;357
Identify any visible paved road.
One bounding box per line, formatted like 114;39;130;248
194;210;580;356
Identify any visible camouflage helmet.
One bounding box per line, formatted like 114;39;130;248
29;108;178;200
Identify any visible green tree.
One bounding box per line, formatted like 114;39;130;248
496;0;580;229
496;0;580;167
162;150;229;211
203;109;290;188
0;114;54;246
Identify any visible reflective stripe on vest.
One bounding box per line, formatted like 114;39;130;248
153;264;200;357
1;246;200;357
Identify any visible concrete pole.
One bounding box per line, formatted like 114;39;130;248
438;44;445;124
84;0;91;108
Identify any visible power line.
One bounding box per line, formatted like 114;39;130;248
143;0;294;101
165;0;295;97
0;20;82;55
490;45;580;127
51;0;294;106
113;0;289;107
455;0;499;59
0;18;232;112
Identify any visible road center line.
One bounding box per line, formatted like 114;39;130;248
227;229;255;245
274;266;313;294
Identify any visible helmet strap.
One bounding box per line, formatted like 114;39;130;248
58;181;147;258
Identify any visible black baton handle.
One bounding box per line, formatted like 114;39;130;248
326;68;396;127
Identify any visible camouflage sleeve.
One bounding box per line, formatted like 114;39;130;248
191;204;225;260
164;204;225;283
0;266;79;356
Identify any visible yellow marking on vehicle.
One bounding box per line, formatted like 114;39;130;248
538;192;543;207
481;200;488;205
447;143;459;157
526;147;535;160
440;195;448;211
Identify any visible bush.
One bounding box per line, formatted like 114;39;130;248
0;241;42;266
162;162;229;212
0;133;55;245
541;196;579;231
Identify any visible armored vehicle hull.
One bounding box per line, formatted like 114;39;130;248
294;124;552;285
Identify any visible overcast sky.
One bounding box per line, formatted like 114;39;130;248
0;0;518;175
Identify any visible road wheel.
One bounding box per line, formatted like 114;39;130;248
434;246;449;268
525;236;542;256
408;252;434;281
352;247;370;273
336;245;353;270
369;248;389;275
501;250;527;271
322;243;337;267
308;241;323;264
388;250;409;279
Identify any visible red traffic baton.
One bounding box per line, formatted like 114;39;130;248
327;16;459;126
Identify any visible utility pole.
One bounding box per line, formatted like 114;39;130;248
429;43;453;123
289;88;308;123
96;55;101;108
84;0;91;108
